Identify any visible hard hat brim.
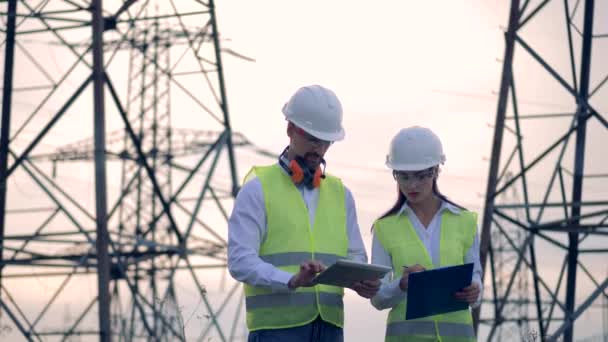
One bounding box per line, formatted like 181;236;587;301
385;160;443;171
287;118;345;142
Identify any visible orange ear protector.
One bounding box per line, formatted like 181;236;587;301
289;158;323;188
279;150;326;189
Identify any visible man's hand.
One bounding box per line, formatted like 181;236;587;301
351;279;381;299
454;282;480;305
399;264;425;292
288;260;326;289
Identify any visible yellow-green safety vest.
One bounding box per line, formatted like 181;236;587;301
243;164;348;331
374;209;478;342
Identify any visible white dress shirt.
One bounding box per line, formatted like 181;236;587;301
227;164;368;293
370;200;483;310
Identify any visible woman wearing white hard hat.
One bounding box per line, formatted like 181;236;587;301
370;126;482;342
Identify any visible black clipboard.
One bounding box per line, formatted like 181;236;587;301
312;259;391;288
406;263;474;320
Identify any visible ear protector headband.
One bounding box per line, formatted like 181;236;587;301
279;147;326;189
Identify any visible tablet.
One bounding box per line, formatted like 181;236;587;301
406;263;474;320
312;259;392;287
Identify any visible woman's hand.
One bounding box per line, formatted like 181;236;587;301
399;264;425;292
454;282;480;304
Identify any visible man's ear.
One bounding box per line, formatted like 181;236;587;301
286;122;295;138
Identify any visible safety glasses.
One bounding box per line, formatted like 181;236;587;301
293;126;333;148
393;168;436;184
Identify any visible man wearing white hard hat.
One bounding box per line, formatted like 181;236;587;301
370;126;483;342
228;85;379;341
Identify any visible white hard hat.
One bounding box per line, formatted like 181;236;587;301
386;126;446;171
282;85;345;142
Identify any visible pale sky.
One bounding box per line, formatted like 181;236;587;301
214;2;608;341
2;0;608;340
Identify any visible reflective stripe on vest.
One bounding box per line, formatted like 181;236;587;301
374;209;477;341
246;292;343;310
260;252;343;268
386;321;475;338
243;164;348;331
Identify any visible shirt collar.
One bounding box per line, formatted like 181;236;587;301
397;199;461;216
277;151;306;189
279;153;290;172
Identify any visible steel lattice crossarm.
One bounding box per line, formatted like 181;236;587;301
27;129;252;162
1;228;226;269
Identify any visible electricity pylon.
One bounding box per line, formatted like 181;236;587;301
0;0;251;340
478;1;608;341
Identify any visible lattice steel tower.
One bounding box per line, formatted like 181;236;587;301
0;0;251;340
478;1;608;341
482;172;531;341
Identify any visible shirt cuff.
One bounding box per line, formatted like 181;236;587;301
470;277;483;308
270;269;296;293
387;277;405;296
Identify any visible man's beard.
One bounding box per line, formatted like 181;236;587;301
302;152;321;169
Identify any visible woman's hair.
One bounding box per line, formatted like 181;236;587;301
371;169;467;231
376;184;407;223
433;180;467;211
